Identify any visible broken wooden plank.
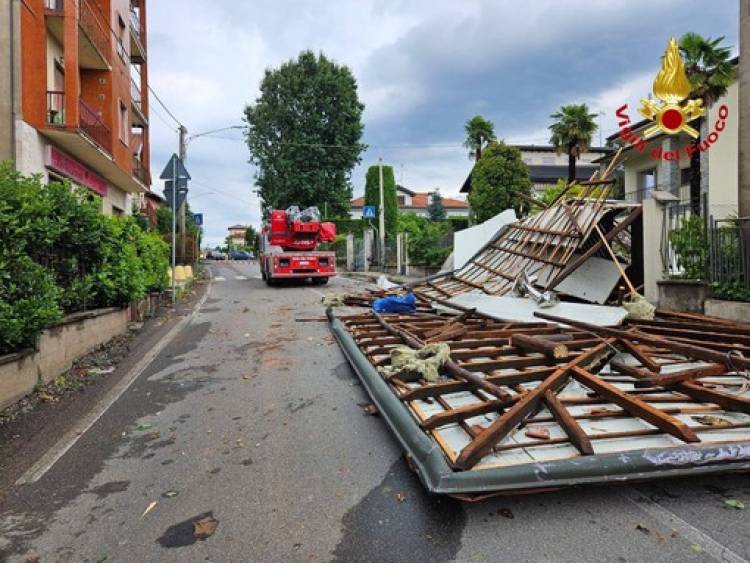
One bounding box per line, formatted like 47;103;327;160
543;389;594;455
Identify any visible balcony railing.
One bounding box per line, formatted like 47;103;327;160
79;98;112;153
78;0;111;64
132;155;150;185
46;91;66;126
130;9;142;43
131;78;142;112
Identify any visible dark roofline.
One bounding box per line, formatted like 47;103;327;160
396;184;416;196
511;144;612;154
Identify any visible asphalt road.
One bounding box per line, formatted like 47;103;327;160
1;261;749;562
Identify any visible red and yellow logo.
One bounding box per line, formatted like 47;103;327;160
638;37;704;138
615;37;729;161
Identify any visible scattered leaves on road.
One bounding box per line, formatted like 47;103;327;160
497;508;514;519
635;524;650;535
396;492;406;503
725;499;745;510
135;423;153;431
193;515;219;539
162;490;179;499
141;500;158;519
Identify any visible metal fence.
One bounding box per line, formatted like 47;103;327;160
708;217;750;290
661;197;749;290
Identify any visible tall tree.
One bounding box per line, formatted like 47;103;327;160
467;142;531;223
244;226;258;252
364;164;398;238
427;190;447;221
463;115;496;161
679;33;737;214
244;51;366;217
549;104;598;183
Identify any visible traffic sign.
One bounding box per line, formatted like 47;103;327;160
362;205;377;219
159;153;191;180
193;213;203;226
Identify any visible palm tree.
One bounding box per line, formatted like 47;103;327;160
548;104;598;183
463;115;496;161
678;33;737;213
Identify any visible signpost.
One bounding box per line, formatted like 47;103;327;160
193;213;203;226
160;154;191;303
362;205;377;220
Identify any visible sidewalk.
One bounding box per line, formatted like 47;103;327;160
339;270;422;285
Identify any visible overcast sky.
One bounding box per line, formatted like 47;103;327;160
146;0;739;247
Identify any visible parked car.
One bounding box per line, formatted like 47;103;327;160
230;250;254;261
207;249;227;260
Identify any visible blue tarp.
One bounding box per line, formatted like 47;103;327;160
372;292;416;314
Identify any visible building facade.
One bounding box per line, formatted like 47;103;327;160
227;225;248;248
597;77;738;221
460;144;611;197
350;185;469;219
12;0;150;215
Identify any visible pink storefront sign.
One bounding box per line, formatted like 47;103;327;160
46;146;108;197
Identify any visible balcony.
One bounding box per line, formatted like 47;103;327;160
129;8;146;63
42;92;146;193
44;0;111;70
132;155;150;186
78;98;112;153
130;77;148;126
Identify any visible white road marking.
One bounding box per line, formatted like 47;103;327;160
214;276;226;281
15;272;214;486
620;486;748;563
235;275;247;280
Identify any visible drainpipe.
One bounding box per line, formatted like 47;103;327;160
9;0;19;168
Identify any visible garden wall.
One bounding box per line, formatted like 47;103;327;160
0;307;128;410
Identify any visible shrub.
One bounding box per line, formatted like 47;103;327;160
0;254;62;354
364;164;398;237
136;229;170;292
669;216;708;280
398;213;453;267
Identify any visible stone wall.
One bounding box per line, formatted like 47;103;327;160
0;307;129;410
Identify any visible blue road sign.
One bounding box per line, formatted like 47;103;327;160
193;213;203;226
362;205;377;219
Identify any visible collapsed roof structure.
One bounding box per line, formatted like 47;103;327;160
328;159;750;496
330;308;750;496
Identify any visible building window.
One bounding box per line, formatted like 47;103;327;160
680;167;692;186
397;195;405;206
116;14;128;61
636;168;656;201
119;101;128;143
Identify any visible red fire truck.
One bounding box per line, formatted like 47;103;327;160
259;206;336;285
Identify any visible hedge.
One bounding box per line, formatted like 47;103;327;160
0;163;170;354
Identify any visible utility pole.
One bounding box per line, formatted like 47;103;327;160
378;157;385;269
171;155;177;303
178;125;188;264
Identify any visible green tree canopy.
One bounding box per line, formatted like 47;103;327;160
245;226;258;252
467;142;531;223
463;115;496;161
427;190;447;221
244;50;366;217
548;104;598;183
364;164;398;238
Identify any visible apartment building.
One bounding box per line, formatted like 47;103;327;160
12;0;150;215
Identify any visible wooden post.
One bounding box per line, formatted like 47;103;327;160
396;233;403;275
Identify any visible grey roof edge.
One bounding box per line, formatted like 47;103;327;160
328;310;750;495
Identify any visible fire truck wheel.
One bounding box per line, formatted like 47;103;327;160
313;277;329;285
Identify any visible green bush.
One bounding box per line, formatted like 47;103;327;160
448;216;470;232
0;163;171;354
0;254;62;353
669;216;707;280
398;212;453;267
